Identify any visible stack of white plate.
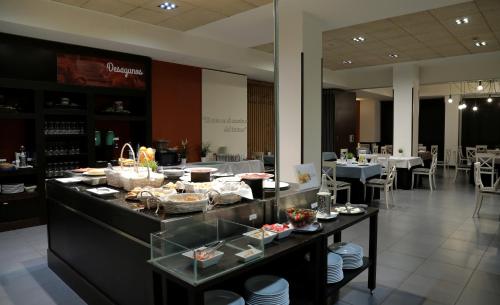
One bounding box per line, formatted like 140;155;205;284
204;290;244;305
1;183;24;194
327;252;344;284
245;275;289;305
332;243;364;269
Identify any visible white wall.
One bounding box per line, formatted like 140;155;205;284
444;95;460;165
202;70;248;156
393;64;419;156
359;99;381;143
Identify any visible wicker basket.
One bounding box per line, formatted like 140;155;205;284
106;143;137;188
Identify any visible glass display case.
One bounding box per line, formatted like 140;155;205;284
149;218;265;286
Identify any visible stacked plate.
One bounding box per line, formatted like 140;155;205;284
204;290;244;305
327;252;344;284
245;275;289;305
331;243;364;269
1;183;24;194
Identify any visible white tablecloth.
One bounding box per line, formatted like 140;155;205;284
185;160;264;174
323;163;382;184
377;156;423;169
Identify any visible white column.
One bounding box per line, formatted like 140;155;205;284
444;95;460;165
278;4;322;182
393;64;419;156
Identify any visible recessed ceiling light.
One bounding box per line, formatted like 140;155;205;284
158;2;177;10
455;17;469;25
342;60;353;64
352;36;365;43
474;41;487;47
388;53;399;58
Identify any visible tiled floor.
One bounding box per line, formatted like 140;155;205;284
0;168;499;305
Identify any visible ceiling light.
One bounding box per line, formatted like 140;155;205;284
458;103;467;110
158;2;177;10
342;60;353;64
487;95;493;103
455;17;469;25
353;36;365;43
473;106;478;111
477;81;484;91
448;95;453;103
474;41;487;47
388;53;399;58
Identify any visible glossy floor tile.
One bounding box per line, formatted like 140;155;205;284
1;168;500;305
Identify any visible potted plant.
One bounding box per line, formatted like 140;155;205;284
398;148;403;156
180;138;188;165
201;142;211;162
346;152;354;165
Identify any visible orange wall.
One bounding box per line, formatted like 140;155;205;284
151;61;201;162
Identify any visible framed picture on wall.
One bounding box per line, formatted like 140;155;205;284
295;163;319;190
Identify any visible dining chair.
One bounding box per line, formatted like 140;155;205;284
473;162;500;217
440;148;453;176
476;145;488;153
323;161;351;204
476;153;497;187
381;159;398;189
466;147;477;165
364;165;396;209
411;154;437;190
340;148;348;158
380;146;387;154
371;144;379;154
386;145;393;155
453;150;470;182
431;145;438;155
418;144;426;152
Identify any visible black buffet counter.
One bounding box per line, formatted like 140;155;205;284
46;180;378;305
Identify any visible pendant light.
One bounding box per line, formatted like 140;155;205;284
477;81;484;91
487;80;493;103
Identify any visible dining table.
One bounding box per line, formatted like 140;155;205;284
323;162;382;204
372;155;424;189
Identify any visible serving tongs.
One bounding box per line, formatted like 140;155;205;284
139;191;162;214
196;240;225;258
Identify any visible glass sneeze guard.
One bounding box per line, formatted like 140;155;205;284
149;218;265;286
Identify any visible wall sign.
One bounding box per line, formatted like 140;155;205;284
57;54;146;89
295;163;320;190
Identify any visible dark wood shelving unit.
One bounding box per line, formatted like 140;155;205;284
94;114;147;121
0;32;152;231
0;168;38;177
44;109;87;116
0;191;39;201
0;113;37;119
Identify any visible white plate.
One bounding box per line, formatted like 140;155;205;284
235;248;263;262
86;187;119;197
215;176;241;182
55;177;82;184
317;212;339;220
263;181;290;189
204;290;244;305
185;167;219;173
244;275;289;296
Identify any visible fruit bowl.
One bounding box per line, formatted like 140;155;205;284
286;208;317;228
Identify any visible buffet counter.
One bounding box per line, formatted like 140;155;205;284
46;180;378;305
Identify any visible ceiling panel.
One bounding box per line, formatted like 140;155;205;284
81;0;136;16
51;0;269;31
475;0;500;11
54;0;88;5
156;8;226;31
